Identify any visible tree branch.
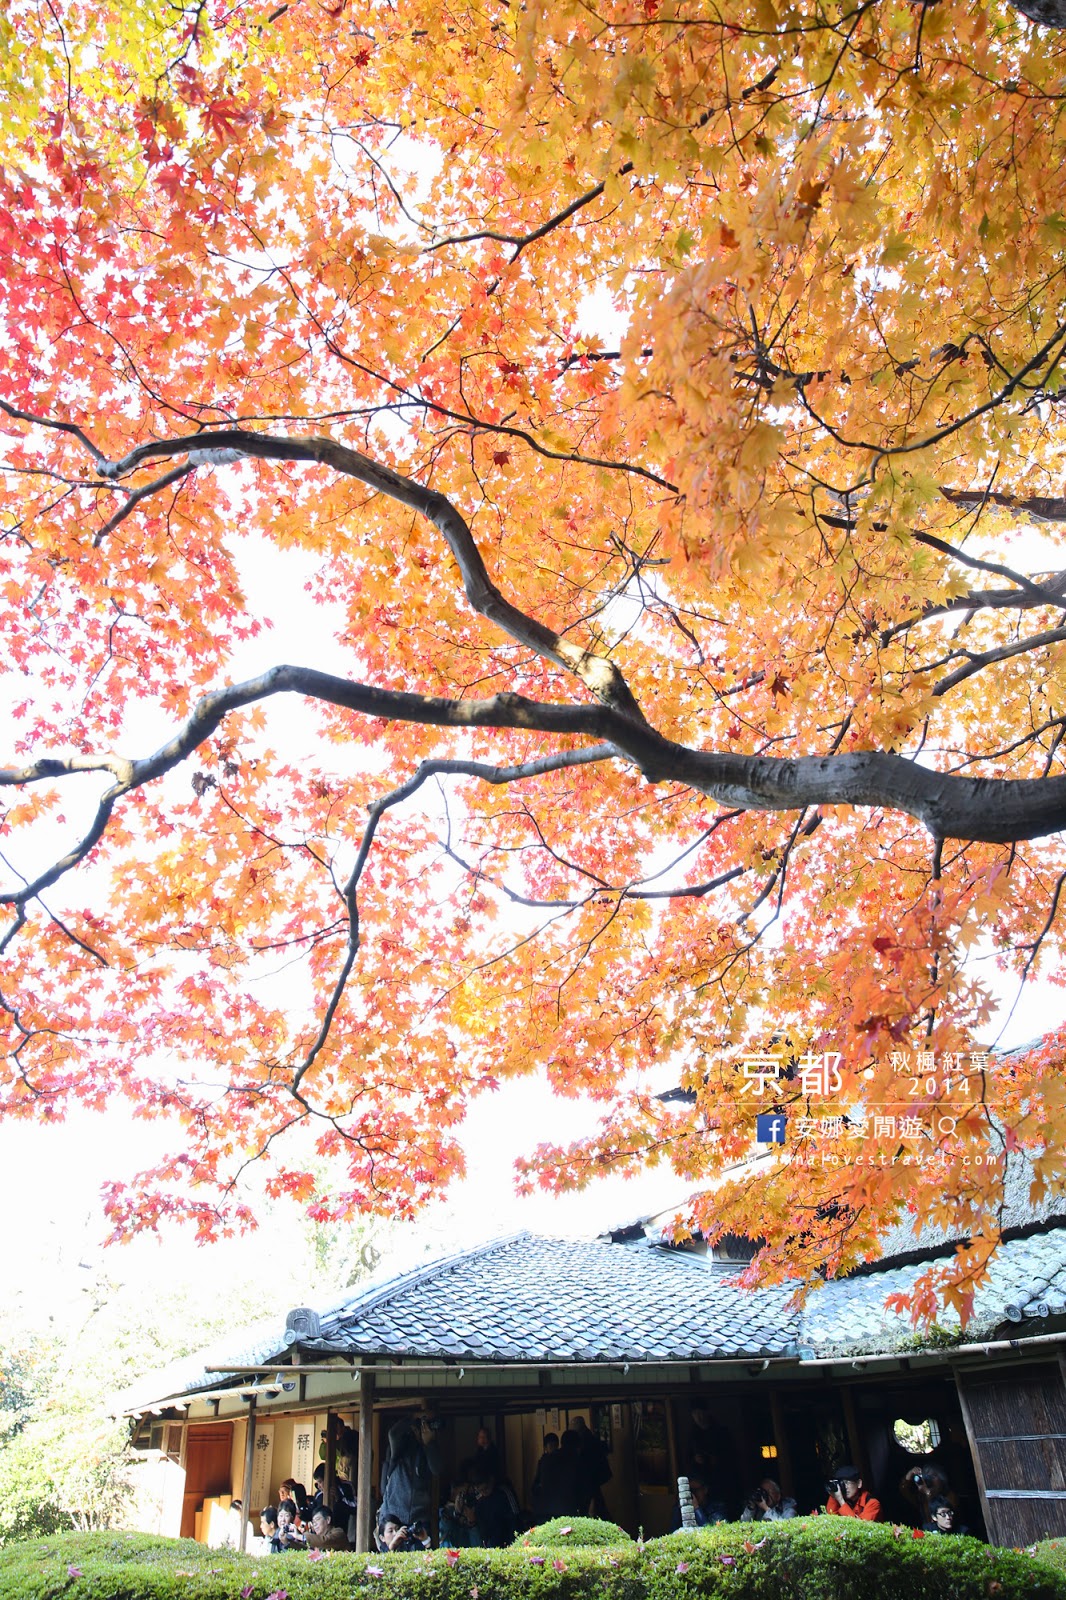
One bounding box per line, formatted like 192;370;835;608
87;426;654;724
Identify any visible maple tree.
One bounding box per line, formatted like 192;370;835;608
4;0;1066;1320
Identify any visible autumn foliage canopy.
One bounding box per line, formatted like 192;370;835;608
5;0;1066;1316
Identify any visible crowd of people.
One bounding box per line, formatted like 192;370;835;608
682;1457;969;1534
255;1412;614;1557
255;1405;973;1557
258;1464;358;1553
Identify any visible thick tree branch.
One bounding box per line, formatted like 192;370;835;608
4;663;1066;937
942;489;1066;525
89;426;653;724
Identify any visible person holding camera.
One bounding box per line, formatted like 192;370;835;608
740;1478;797;1522
899;1462;952;1524
380;1515;431;1552
376;1413;444;1548
307;1505;353;1552
825;1464;881;1520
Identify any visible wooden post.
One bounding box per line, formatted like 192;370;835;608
769;1390;794;1498
356;1367;376;1553
665;1396;680;1485
324;1408;336;1512
239;1395;257;1553
841;1388;864;1478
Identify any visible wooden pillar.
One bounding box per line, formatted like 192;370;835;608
769;1390;794;1498
665;1396;680;1483
356;1367;376;1553
841;1387;864;1477
324;1409;336;1510
240;1395;257;1553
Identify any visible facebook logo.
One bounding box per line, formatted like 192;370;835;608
756;1114;786;1144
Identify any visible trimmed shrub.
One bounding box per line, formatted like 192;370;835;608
522;1517;633;1547
2;1519;1065;1600
1036;1542;1066;1576
648;1522;1066;1600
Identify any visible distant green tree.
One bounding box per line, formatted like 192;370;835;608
0;1202;388;1544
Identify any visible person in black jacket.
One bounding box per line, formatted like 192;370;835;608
376;1415;444;1547
571;1416;611;1515
470;1468;516;1547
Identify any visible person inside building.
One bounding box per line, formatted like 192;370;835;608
260;1505;283;1552
278;1479;309;1520
307;1505;352;1551
376;1414;444;1547
275;1500;308;1548
531;1431;560;1523
926;1496;970;1536
669;1465;717;1529
899;1462;953;1524
825;1464;881;1520
570;1415;612;1515
536;1428;584;1518
439;1469;479;1547
380;1515;432;1552
740;1478;797;1521
470;1466;517;1548
470;1425;500;1480
311;1460;356;1513
686;1403;733;1519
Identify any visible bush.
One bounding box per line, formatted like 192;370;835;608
648;1522;1066;1600
1036;1542;1066;1577
522;1517;633;1547
2;1520;1065;1600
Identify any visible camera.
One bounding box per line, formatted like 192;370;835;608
912;1471;926;1488
825;1479;842;1498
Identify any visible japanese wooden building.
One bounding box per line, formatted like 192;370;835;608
123;1208;1066;1551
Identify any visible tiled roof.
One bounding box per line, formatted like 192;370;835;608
303;1235;799;1363
801;1224;1066;1353
122;1225;1066;1412
301;1228;1066;1366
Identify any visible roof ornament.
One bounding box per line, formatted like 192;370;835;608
283;1306;322;1345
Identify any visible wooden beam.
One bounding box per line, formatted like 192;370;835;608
356;1367;376;1553
239;1396;257;1553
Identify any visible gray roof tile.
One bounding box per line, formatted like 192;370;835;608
121;1225;1066;1412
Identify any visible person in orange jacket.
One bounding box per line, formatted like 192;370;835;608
825;1463;882;1520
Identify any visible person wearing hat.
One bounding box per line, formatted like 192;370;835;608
825;1464;881;1520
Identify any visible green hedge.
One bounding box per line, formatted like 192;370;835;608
522;1517;632;1547
1036;1543;1066;1576
2;1520;1066;1600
